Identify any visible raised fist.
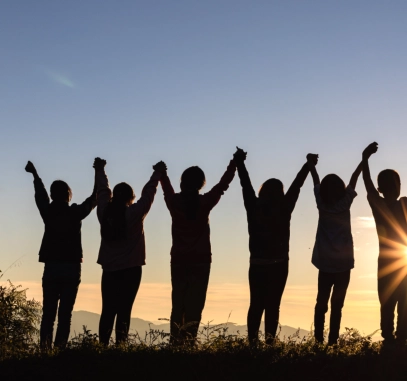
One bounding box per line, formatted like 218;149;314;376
25;161;36;174
93;157;107;170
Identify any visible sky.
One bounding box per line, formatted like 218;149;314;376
1;1;407;336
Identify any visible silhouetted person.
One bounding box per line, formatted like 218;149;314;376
362;142;407;344
234;148;314;344
308;155;363;345
25;161;97;350
95;158;167;345
160;156;236;345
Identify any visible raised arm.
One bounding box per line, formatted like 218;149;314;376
348;161;363;190
159;161;175;207
234;147;256;209
25;161;40;181
25;161;49;220
204;156;237;209
307;154;320;186
93;157;111;223
128;161;167;222
362;142;379;196
72;162;100;220
285;154;317;211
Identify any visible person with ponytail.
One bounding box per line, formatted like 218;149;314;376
94;157;167;345
159;155;237;344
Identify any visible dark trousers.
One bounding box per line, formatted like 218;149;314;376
314;270;351;345
40;262;81;349
378;260;407;340
99;266;142;345
247;261;289;344
170;263;211;344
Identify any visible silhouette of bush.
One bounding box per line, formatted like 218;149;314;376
0;271;41;359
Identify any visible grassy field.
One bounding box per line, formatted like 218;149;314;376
2;326;407;381
2;277;407;381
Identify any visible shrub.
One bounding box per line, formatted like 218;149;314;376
0;271;42;359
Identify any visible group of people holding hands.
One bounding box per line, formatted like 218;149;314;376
25;141;407;349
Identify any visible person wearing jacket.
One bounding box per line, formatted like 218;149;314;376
94;157;167;345
25;160;97;349
160;156;236;344
234;148;316;344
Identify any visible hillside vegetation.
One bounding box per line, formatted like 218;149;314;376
1;276;407;381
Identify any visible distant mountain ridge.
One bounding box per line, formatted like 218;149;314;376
70;310;310;342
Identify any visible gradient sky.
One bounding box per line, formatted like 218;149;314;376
1;1;407;335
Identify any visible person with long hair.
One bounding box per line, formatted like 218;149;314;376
25;160;97;350
94;157;167;345
234;148;316;345
159;155;237;344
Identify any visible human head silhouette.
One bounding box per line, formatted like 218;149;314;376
112;182;135;206
258;178;284;201
320;174;346;205
377;169;400;200
50;180;72;203
180;166;206;192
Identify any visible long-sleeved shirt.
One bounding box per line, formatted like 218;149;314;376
160;160;236;264
236;162;309;264
96;169;161;271
311;185;357;273
33;178;96;263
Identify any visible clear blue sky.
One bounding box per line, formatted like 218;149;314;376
1;1;407;330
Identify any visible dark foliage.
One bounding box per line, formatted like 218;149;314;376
0;272;41;360
1;276;406;381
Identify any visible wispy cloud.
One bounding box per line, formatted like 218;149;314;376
46;71;75;88
353;216;375;229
